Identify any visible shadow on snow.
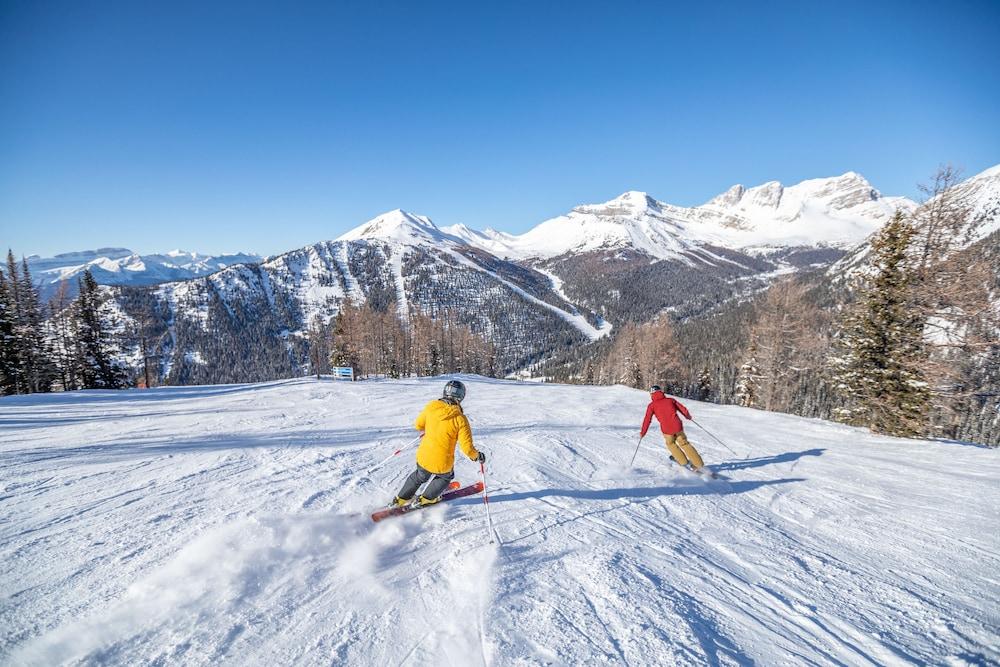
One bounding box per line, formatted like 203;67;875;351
712;449;825;472
475;477;803;505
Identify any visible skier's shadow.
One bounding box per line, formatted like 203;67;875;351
482;477;803;505
712;448;824;473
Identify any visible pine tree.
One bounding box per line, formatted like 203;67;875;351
620;328;643;388
0;270;19;395
696;367;713;402
75;269;127;389
328;304;358;372
17;258;55;393
735;337;761;408
48;281;76;390
829;212;929;437
4;251;26;393
308;315;330;379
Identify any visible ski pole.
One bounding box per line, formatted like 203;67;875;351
628;435;644;467
364;434;421;476
480;460;496;544
391;433;422;458
690;419;742;458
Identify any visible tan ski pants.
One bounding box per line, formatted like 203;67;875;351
663;431;704;469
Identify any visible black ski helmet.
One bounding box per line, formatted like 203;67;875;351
443;379;466;403
649;384;662;393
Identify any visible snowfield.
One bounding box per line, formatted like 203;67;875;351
1;377;998;666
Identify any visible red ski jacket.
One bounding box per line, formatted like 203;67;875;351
641;391;691;436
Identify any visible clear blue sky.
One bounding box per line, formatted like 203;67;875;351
2;0;999;257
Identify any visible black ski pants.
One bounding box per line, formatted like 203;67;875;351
397;464;454;501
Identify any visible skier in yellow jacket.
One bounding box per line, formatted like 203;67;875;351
390;380;485;508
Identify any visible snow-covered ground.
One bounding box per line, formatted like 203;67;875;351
1;377;997;666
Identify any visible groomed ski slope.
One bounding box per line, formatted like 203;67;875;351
1;377;997;666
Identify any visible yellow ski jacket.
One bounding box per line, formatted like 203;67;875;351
414;399;479;474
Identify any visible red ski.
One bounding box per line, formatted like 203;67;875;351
371;481;484;522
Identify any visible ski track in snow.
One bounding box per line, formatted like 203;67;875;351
389;248;410;321
1;377;998;666
448;250;609;342
333;241;365;304
535;268;614;339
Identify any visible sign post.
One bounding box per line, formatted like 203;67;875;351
332;366;355;381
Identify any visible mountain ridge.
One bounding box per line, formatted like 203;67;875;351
26;248;263;300
31;165;999;283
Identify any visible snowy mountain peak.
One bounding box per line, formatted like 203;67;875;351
707;184;746;208
574;190;660;218
337;209;445;244
790;172;879;210
450;171;918;261
704;172;879;214
744;181;785;208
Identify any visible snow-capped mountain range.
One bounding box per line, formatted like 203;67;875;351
26;248;262;300
444;171;915;261
135;209;612;384
34;169;917;297
38;165;1000;297
62;165;998;383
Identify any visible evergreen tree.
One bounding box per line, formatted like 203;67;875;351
696;367;713;402
17;258;55;392
328;304;359;372
829;212;929;437
48;281;77;390
620;328;643;388
0;270;19;395
735;337;761;408
427;339;441;376
4;251;25;393
307;315;330;379
75;269;128;389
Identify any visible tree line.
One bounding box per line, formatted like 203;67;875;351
311;300;499;380
1;255;127;396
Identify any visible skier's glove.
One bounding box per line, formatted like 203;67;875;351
476;452;486;463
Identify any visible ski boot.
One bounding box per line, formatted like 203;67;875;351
414;495;442;507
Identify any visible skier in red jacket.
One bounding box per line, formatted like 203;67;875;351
640;385;705;470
